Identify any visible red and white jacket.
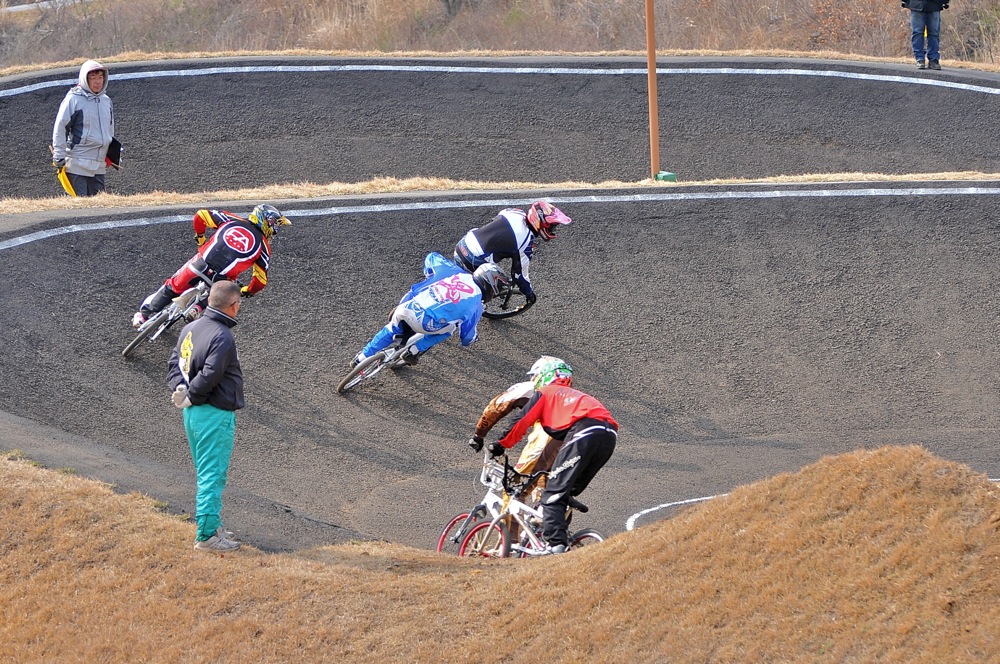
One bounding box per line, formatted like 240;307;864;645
498;383;618;450
193;209;272;295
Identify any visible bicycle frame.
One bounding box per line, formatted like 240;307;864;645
441;452;507;549
336;332;427;393
149;281;208;341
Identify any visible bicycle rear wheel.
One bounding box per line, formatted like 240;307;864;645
121;309;172;358
436;511;481;555
459;521;511;558
336;351;389;394
569;528;605;550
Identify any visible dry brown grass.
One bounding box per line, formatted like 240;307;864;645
5;0;1000;69
2;445;998;662
4;171;1000;219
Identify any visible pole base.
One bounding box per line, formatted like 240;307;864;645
654;171;677;182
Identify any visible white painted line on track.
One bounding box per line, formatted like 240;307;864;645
626;494;727;531
3;64;999;98
628;478;1000;530
4;185;1000;253
0;213;189;251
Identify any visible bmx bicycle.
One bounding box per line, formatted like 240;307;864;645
336;332;426;394
441;450;604;558
122;268;214;358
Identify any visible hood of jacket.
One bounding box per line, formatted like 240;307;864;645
77;59;109;96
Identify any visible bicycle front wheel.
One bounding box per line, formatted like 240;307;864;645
436;511;481;555
482;285;532;319
459;521;511;558
336;352;389;394
121;309;172;358
569;528;605;550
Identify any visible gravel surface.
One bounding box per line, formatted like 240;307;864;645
2;58;999;553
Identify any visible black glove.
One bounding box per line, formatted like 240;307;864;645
468;435;484;452
487;442;505;457
52;158;66;169
525;291;537;306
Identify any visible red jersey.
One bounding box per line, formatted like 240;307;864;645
498;384;618;449
193;209;272;295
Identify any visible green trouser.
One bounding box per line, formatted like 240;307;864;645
183;403;236;541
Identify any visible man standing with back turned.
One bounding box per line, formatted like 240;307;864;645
167;280;245;552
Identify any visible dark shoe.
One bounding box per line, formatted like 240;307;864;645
401;350;420;366
916;60;927;69
928;60;941;70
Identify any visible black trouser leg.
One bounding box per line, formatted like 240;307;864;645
540;427;617;547
141;285;176;316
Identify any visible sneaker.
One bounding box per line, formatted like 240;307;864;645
350;352;368;368
401;350;420;366
194;531;240;552
184;303;203;322
928;60;941;70
540;543;567;556
131;311;147;329
916;60;926;69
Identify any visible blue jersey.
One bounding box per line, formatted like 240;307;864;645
401;253;483;345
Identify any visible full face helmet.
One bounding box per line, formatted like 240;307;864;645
249;204;291;239
533;359;573;389
472;263;510;303
526;201;572;241
527;356;565;381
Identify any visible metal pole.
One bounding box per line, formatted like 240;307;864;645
645;0;660;179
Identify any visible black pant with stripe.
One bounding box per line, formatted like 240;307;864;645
540;418;617;548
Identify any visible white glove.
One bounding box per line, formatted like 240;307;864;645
171;384;192;409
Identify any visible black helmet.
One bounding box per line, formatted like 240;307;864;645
472;264;510;303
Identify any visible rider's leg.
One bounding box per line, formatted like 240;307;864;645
139;258;203;318
539;426;617;548
453;237;482;273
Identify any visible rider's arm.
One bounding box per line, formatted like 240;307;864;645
458;306;482;346
474;389;532;438
512;245;533;296
193;210;220;245
242;262;267;296
498;390;545;449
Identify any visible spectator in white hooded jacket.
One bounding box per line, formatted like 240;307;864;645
51;60;115;196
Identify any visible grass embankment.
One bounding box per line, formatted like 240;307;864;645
2;445;998;662
4;171;1000;219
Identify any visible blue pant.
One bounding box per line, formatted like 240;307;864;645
910;10;941;62
183;404;236;541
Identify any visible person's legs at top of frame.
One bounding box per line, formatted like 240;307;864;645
925;11;942;68
66;172;105;197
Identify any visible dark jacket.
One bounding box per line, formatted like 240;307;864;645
167;308;245;411
904;0;947;11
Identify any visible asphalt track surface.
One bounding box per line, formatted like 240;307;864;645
3;57;1000;553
